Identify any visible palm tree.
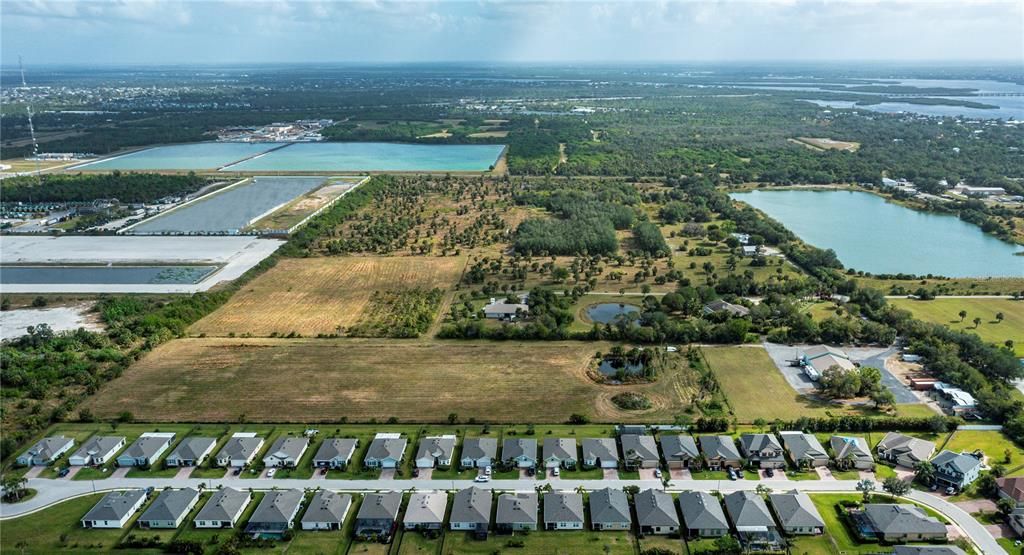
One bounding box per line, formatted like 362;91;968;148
973;317;982;329
996;312;1005;323
958;310;967;322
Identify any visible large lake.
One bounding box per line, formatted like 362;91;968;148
730;190;1023;278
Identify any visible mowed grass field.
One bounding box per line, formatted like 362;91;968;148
889;297;1024;355
82;338;699;423
190;256;465;337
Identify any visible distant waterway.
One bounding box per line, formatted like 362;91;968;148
730;190;1023;278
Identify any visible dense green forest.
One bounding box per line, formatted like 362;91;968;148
0;172;211;203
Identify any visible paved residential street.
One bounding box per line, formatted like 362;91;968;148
0;476;1006;555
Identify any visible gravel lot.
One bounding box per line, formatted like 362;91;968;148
0;304;103;341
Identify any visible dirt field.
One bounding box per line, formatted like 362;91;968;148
190;256;465;337
791;137;861;152
81;338;700;423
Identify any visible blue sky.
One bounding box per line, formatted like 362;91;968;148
2;0;1022;66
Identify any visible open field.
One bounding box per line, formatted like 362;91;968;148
944;430;1024;467
82;338;703;423
701;345;928;421
190;256;465;337
858;276;1024;296
791;137;861;152
889;297;1024;355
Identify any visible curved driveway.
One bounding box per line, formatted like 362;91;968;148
0;476;1005;555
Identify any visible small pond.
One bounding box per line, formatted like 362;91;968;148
586;303;640;324
0;265;218;285
598;358;647;377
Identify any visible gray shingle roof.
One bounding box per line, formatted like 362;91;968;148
679;491;728;530
660;435;699;462
589;488;630;525
416;436;456;462
314;438;357;462
265;437;309;461
699;436;741;460
249;489;303;525
863;504;946;536
932;450;982;475
451;487;491;525
779;432;828;462
139;488;200;523
82;489;146;522
461;438;497;461
357;492;402;520
497;493;538;526
620;434;658;462
635;489;679;527
876;432;936;464
502;438;537;461
768;491;824;529
301;491;351;525
121;434;173;460
195;487;250;522
367;436;407;461
73;436;125;460
543;492;584;525
167;437;216;462
724;491;774;529
582;438;619;462
543;438;577;461
22;436;73;461
831;435;872;463
739;433;783;455
217;436;264;461
404;492;447;525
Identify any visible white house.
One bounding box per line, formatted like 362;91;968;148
69;436;126;466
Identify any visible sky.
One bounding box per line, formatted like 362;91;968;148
2;0;1022;66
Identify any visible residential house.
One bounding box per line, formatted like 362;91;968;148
460;438;497;469
739;433;786;469
245;489;304;536
415;435;457;469
660;435;701;469
117;432;176;467
724;491;783;551
741;245;761;257
355;492;402;538
876;432;936;469
404;491;447;530
313;438;358;469
81;489;147;529
582;438;619;469
194;487;252;528
543;438;578;469
17;436;74;466
215;432;265;468
679;491;729;538
997;476;1024;509
699;436;742;470
483;298;529;320
703;299;751;317
301;491;352;531
164;437;217;467
768;491;825;535
589;488;631;531
138;488;200;529
450;487;492;538
1008;509;1024;538
544;492;584;530
364;433;407;469
779;432;829;468
800;345;856;380
860;504;947;542
502;438;537;469
635;489;680;535
69;436;125;466
620;434;659;469
496;493;538;532
262;437;310;468
931;450;983;491
830;436;874;470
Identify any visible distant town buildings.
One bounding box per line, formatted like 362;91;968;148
216;119;333;142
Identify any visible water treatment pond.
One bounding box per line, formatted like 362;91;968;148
73;142;284;170
586;303;640;324
0;265;218;285
128;176;327;234
220;142;506;172
730;190;1023;277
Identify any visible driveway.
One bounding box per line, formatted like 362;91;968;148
602;468;618;480
759;469;787;480
62;466;82;480
379;469;396;480
518;469;533;480
638;468;658;480
859;348;918;404
955;498;998;513
417;468;433;480
23;467;44;479
111;467;131;479
173;467;194;479
815;467;835;480
670;468;692;480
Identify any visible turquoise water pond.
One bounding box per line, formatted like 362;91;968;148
220;142;505;172
730;190;1023;278
73;142;283;170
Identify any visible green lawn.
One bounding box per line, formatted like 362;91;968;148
638;534;684;554
441;530;636;555
944;430;1024;467
808;493;882;553
787;470;821;481
889;297;1024;355
397;530;443;554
